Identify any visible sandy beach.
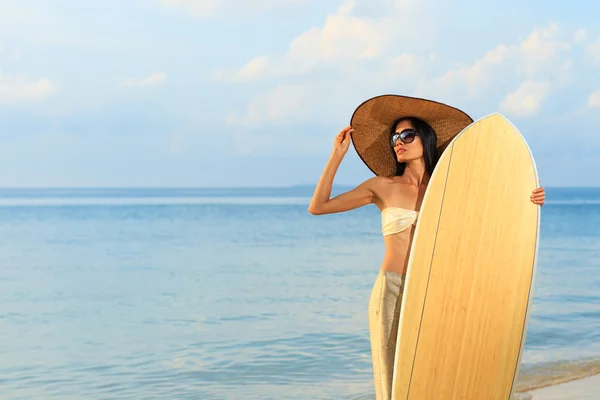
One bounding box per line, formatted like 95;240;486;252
513;359;600;400
514;372;600;399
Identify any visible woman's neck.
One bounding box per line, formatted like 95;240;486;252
403;159;428;187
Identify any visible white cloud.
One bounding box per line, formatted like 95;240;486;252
160;0;316;18
384;53;421;79
218;15;392;82
518;22;571;76
587;37;600;64
282;14;386;67
222;14;585;128
589;91;600;108
226;50;425;126
0;41;23;60
217;0;426;82
0;72;56;103
337;0;355;15
226;84;313;126
415;22;572;112
225;52;423;127
422;44;509;99
574;29;587;43
214;56;273;82
499;80;550;117
160;0;218;18
337;0;419;16
124;72;167;87
12;47;22;60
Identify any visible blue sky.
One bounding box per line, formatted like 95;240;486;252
1;0;599;187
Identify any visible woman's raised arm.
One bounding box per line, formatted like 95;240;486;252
308;126;378;215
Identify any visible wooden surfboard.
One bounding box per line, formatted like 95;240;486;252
391;113;541;400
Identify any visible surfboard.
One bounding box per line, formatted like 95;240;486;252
390;113;541;400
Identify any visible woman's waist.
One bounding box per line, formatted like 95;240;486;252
382;236;412;253
381;251;409;267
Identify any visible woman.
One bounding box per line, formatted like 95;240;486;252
308;95;545;400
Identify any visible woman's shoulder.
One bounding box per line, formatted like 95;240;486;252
361;175;392;188
360;176;411;199
361;175;411;187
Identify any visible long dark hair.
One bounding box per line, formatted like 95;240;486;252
389;116;438;177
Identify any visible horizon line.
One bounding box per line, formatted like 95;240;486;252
0;185;598;190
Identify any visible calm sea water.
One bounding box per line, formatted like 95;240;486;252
0;187;599;399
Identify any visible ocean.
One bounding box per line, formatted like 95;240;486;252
0;187;599;399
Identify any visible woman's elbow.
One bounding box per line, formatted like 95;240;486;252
308;204;324;215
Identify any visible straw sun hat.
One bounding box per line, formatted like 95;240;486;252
349;94;474;177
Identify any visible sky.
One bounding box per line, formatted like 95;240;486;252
0;0;599;188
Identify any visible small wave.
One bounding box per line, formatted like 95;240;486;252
545;200;600;205
514;357;600;393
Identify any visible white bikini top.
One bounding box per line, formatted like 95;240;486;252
381;207;419;236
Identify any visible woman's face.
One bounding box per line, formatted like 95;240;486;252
392;120;423;162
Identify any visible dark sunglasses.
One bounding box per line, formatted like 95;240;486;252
391;129;417;146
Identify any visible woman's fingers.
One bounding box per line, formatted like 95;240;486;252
339;125;352;134
530;187;545;205
531;186;545;204
336;126;352;139
337;127;354;142
333;126;354;152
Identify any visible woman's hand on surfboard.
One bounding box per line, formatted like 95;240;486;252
530;183;545;206
333;126;353;154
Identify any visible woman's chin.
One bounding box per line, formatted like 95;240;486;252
397;155;420;163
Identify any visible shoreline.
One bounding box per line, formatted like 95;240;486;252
513;359;600;399
514;372;600;399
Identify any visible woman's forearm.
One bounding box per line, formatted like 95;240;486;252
308;149;346;214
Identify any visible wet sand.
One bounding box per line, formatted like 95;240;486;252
512;358;600;400
514;373;600;399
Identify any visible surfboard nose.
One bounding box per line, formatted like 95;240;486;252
478;112;511;125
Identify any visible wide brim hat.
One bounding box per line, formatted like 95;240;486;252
349;94;474;177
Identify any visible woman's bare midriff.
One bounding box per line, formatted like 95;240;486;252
380;228;416;275
372;177;426;275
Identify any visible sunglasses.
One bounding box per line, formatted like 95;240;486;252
391;129;417;147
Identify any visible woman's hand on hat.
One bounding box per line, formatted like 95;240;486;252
334;126;354;154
